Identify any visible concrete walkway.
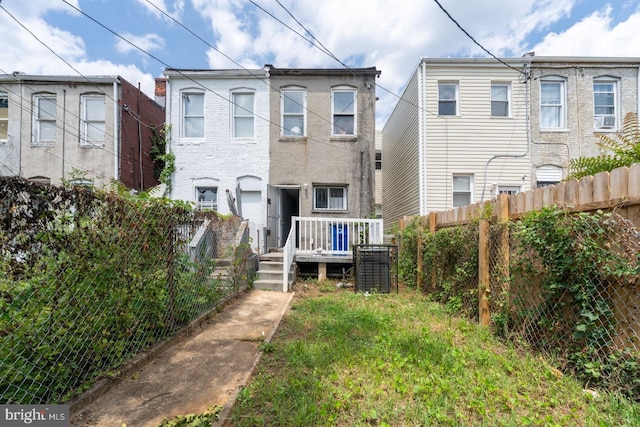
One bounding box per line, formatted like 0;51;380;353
70;290;294;427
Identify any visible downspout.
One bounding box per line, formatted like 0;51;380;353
113;81;119;182
138;82;143;191
62;89;66;181
165;74;172;198
18;78;23;177
418;60;427;215
481;63;531;202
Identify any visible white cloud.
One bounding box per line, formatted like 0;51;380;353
116;33;165;55
134;0;184;20
532;6;640;57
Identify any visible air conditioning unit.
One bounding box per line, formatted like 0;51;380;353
595;116;616;130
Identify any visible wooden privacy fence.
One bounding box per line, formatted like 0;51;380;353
399;163;640;331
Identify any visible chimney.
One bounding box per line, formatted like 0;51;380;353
154;78;166;108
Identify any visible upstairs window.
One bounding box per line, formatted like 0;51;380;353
452;174;472;207
80;94;106;147
232;92;255;138
438;82;458;116
182;92;204;138
314;185;347;211
593;78;618;131
0;92;7;141
33;95;57;145
491;83;510;117
540;78;566;129
332;88;356;136
282;89;305;136
196;186;218;210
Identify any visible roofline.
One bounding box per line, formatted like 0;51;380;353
267;65;380;78
0;73;120;84
419;56;640;66
164;68;269;79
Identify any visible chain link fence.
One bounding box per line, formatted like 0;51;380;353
0;177;257;404
400;209;640;400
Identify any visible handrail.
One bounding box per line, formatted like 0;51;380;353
294;216;384;256
282;219;297;292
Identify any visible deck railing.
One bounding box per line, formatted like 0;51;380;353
281;216;384;290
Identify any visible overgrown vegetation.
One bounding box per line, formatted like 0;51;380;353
395;208;640;401
0;177;252;404
567;112;640;180
229;283;640;426
513;208;640;399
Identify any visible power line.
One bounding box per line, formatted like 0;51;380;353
142;0;363;141
431;0;525;75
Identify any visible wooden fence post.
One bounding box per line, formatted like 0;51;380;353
479;219;491;326
429;212;437;290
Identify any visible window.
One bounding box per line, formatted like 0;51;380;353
282;89;305;136
314;186;347;210
497;185;520;195
536;164;562;187
33;95;57;145
491;83;510;117
332;88;356;135
375;152;382;170
182;92;204;138
438;82;458;116
196;187;218;210
232;92;254;138
0;92;7;141
452;175;472;207
593;78;618;130
80;94;105;146
540;78;566;129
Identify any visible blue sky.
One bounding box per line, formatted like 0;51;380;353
1;0;639;127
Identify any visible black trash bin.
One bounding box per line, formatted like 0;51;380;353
353;245;397;293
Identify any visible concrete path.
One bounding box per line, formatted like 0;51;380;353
70;290;294;427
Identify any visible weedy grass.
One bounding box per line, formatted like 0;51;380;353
228;281;640;426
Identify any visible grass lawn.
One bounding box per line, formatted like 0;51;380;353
228;280;639;426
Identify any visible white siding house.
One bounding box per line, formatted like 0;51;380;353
165;68;271;252
382;58;530;231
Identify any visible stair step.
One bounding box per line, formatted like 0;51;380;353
253;279;283;292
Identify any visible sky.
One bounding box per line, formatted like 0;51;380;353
1;0;640;128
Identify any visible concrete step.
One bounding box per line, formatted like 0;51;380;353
257;270;283;281
258;261;284;271
253;279;283;292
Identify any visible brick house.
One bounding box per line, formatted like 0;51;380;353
0;73;165;190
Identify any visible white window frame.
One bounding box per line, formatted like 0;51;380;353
540;77;566;130
32;94;57;146
438;82;459;116
196;186;218;210
331;87;356;136
313;185;348;211
491;83;510;117
182;91;205;139
0;91;7;142
497;185;520;196
232;90;255;139
80;94;106;147
281;88;306;136
452;174;473;208
593;77;619;131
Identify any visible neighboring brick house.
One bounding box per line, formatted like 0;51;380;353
162;68;271;252
266;65;380;249
0;73;164;189
382;56;640;232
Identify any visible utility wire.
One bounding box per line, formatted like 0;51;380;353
143;0;363;141
431;0;525;75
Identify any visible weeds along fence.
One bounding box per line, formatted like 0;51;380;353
0;177;257;404
397;165;640;400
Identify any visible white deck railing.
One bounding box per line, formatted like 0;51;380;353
281;216;384;290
